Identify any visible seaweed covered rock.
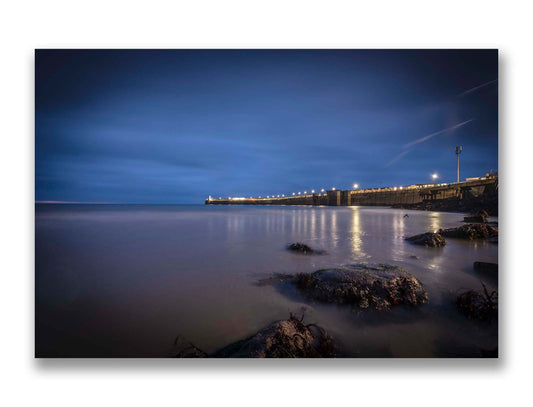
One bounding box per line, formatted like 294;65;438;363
456;284;498;321
174;315;336;358
287;242;326;255
290;264;428;310
406;232;446;247
439;223;498;240
212;315;336;358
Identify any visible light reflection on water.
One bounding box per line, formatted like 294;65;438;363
36;204;498;357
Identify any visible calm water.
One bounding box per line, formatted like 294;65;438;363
35;204;498;357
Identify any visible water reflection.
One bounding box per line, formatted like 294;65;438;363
349;207;366;258
429;212;442;233
330;210;338;248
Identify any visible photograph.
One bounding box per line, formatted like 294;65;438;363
35;49;498;358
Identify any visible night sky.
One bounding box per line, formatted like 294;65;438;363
36;49;498;204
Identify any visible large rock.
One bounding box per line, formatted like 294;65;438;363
406;232;446;247
173;315;336;358
456;284;498;321
439;223;498;240
289;263;428;310
287;242;326;255
212;315;336;358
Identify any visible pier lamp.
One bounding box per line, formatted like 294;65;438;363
304;191;307;194
332;187;336;191
292;192;295;196
282;194;285;197
298;192;301;195
321;188;325;192
311;189;315;193
353;184;359;189
432;173;438;180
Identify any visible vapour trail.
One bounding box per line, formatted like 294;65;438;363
458;79;497;97
385;150;411;167
403;119;474;149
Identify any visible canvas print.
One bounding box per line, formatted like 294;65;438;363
35;49;498;358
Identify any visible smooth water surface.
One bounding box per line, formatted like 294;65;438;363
36;204;498;357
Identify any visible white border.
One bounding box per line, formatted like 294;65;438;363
1;1;530;406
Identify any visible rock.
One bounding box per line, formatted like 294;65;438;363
409;255;419;259
211;315;336;358
405;232;446;247
439;223;498;240
456;283;497;321
464;209;489;223
287;242;326;255
473;261;498;274
289;263;428;310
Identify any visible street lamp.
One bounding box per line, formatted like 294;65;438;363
455;146;463;183
311;189;315;193
353;184;359;189
432;173;438;181
321;188;325;193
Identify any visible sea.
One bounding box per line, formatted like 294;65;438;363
35;204;498;357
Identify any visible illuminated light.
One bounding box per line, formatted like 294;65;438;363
267;195;270;198
394;187;397;191
277;195;280;197
399;186;403;190
304;191;307;194
298;192;301;195
219;197;221;199
282;194;285;197
332;187;336;191
259;196;262;198
311;189;315;193
292;192;295;196
432;173;438;180
353;184;359;189
321;189;325;192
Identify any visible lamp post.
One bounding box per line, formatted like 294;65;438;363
455;146;462;183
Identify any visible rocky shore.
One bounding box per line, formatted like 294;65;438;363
391;190;498;216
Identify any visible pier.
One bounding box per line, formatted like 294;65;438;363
205;173;498;207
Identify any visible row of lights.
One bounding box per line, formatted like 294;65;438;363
217;175;439;200
261;184;362;199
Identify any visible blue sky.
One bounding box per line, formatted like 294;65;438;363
36;49;498;203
